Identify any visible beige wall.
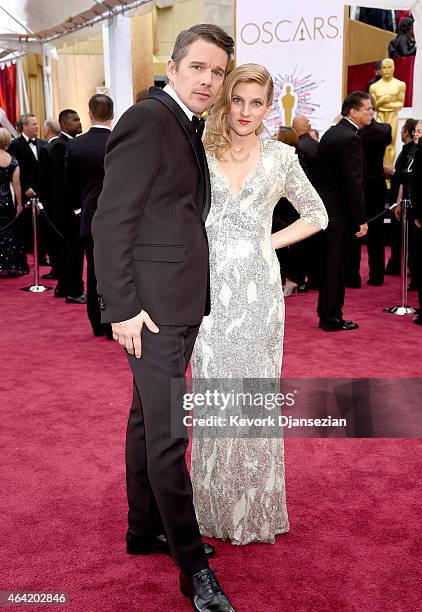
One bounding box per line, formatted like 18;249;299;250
52;33;104;133
154;0;204;75
52;0;235;124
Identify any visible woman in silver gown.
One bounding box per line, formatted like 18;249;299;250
190;64;328;545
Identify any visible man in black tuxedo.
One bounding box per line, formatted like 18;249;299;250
292;114;322;289
50;109;84;301
411;126;422;325
9;113;45;256
386;118;417;275
92;25;236;612
317;92;371;331
65;94;113;338
359;117;392;286
38;118;63;280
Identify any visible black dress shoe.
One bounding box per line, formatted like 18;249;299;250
367;279;383;286
41;271;58;279
413;314;422;325
180;568;235;612
65;294;87;304
126;530;215;558
319;319;359;332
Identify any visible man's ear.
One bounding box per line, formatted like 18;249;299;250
166;59;176;84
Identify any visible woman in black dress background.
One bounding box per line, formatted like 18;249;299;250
0;128;28;276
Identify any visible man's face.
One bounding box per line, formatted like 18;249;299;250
351;99;373;128
64;113;82;137
381;60;394;79
414;123;422;145
23;117;39;139
166;38;228;115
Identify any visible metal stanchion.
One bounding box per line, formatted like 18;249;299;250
384;197;416;315
21;197;52;293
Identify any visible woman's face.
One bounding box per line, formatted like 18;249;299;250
227;81;271;137
414;122;422;144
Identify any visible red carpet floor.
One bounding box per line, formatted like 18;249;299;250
0;253;421;612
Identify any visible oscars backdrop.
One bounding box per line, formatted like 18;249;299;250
236;0;345;136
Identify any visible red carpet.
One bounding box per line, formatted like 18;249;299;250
0;252;421;612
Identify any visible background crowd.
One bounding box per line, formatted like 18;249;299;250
0;87;421;334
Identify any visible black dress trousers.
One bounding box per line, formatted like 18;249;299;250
318;229;351;323
125;323;208;576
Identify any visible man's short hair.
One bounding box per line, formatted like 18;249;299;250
44;118;61;135
88;94;114;121
403;118;417;137
19;113;36;127
171;24;234;68
58;109;78;128
341;91;372;117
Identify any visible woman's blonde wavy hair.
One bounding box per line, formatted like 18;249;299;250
204;63;274;160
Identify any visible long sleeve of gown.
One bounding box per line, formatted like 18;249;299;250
280;146;328;231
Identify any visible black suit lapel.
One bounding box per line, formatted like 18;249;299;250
147;87;211;222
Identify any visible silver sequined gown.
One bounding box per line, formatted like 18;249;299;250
190;139;328;545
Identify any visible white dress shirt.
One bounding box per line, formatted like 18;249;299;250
163;84;194;122
22;132;38;159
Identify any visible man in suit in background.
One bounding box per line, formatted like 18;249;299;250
293;114;319;186
386;118;417;275
292;113;322;289
92;24;236;612
65;94;113;338
50;109;84;302
38;118;62;280
359;114;392;286
317;91;370;331
9;113;45;259
411;122;422;325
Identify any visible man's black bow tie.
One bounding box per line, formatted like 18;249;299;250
191;116;205;138
28;138;37;145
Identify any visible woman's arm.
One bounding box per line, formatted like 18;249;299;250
12;165;23;217
272;146;328;249
272;218;319;249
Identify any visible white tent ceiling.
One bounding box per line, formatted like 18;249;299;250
0;0;175;59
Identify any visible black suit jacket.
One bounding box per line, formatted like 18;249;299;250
8;135;44;195
359;120;391;213
412;142;422;222
38;140;55;216
297;133;319;186
92;87;211;325
317;118;366;232
65;127;111;237
390;142;415;204
46;133;75;228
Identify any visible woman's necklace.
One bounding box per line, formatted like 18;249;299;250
229;149;250;165
229;140;257;165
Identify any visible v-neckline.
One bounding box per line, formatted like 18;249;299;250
212;139;263;196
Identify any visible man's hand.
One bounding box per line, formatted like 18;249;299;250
356;223;368;238
415;218;422;230
25;188;36;197
112;310;159;358
394;203;401;221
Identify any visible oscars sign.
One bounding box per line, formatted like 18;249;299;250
236;0;345;136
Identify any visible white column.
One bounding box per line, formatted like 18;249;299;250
102;14;134;122
41;44;56;119
17;58;30;115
